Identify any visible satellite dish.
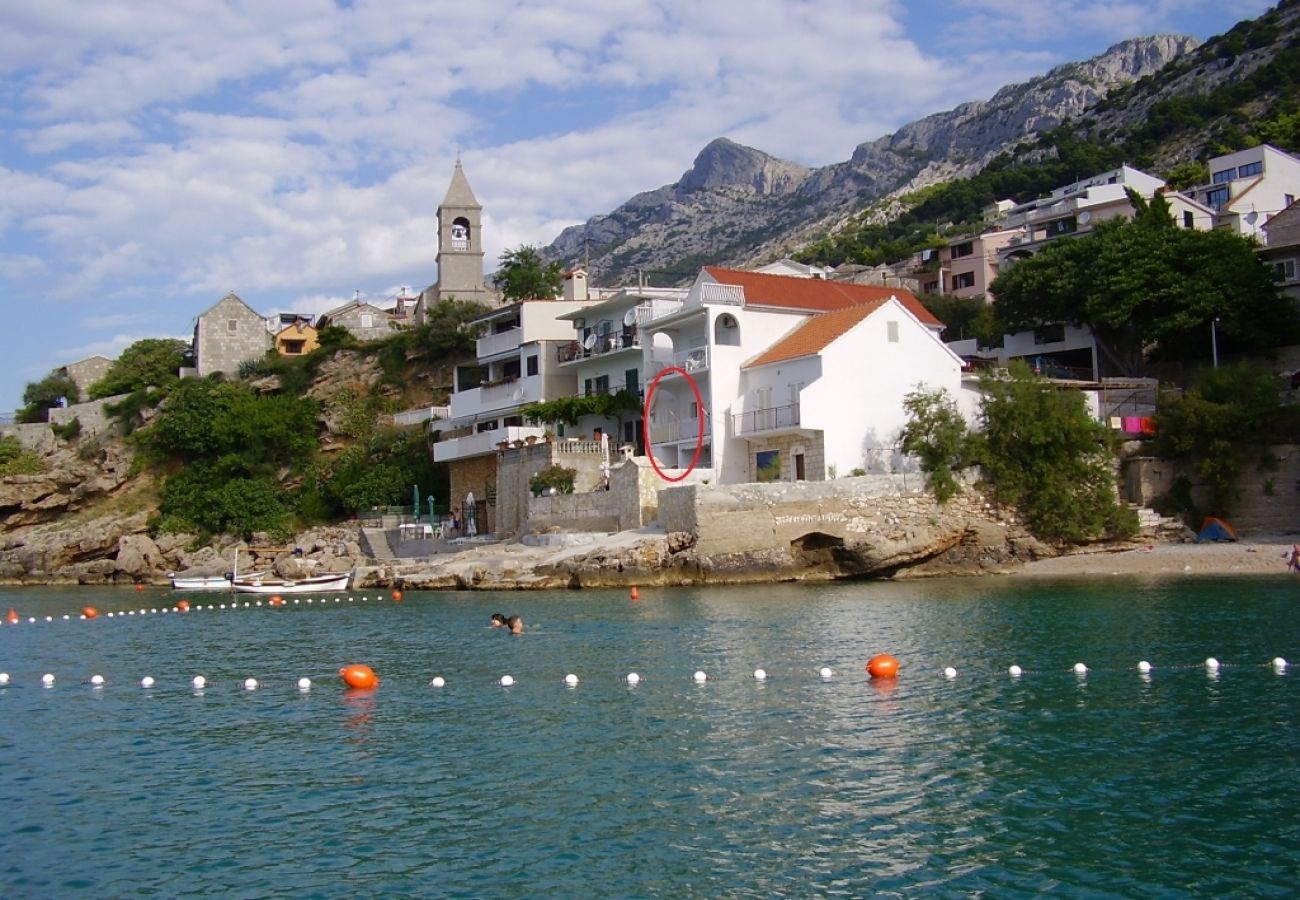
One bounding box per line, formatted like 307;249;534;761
1078;211;1092;224
583;333;597;350
1246;210;1259;224
623;308;637;327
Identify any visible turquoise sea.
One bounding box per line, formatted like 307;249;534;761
1;577;1297;898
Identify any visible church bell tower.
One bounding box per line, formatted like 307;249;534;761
434;160;495;306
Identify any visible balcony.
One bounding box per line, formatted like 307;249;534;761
650;346;710;376
476;326;522;360
432;425;545;462
733;404;801;437
650;414;711;444
557;331;641;364
447;374;544;419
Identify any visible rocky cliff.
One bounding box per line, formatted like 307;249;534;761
545;35;1200;284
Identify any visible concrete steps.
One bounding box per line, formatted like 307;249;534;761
360;527;396;561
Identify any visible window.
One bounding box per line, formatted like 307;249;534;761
1206;187;1229;210
1212;168;1235;184
1287;194;1296;208
1238;161;1263;178
1183;211;1194;228
360;314;374;328
887;321;900;343
625;368;639;394
755;450;781;482
283;340;305;354
1275;259;1296;282
1033;324;1065;345
594;375;610;395
227;319;238;332
526;355;538;376
951;241;974;259
1047;217;1077;236
952;272;976;290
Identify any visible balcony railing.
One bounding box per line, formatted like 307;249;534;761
649;346;710;376
698;283;744;306
733;404;800;435
476;326;522;359
649;414;711;444
557;331;640;364
432;425;544;462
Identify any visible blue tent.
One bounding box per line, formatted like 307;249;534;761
1195;517;1237;543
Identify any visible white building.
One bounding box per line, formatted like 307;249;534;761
637;266;953;484
1186;144;1300;239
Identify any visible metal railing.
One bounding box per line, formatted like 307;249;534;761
476;326;521;359
649;346;710;376
649;415;710;444
557;331;641;363
733;404;800;435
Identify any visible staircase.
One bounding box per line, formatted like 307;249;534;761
360;527;397;561
1132;505;1188;538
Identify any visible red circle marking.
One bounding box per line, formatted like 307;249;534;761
642;366;706;482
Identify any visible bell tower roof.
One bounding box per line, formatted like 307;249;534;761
440;159;481;210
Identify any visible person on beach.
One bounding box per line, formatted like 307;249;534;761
1288;544;1300;572
508;615;524;635
490;612;508;628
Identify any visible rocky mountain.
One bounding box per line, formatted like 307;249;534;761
545;34;1202;284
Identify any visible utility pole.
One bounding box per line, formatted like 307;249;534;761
1211;317;1220;369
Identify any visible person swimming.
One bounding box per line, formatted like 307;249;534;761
490;613;508;628
508;615;523;635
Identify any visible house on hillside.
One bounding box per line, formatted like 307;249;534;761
316;299;393;342
1259;198;1300;304
275;318;319;356
637;266;955;484
1186;144;1300;239
192;292;273;378
55;355;113;399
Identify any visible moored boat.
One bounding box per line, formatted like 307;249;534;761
231;572;351;594
169;574;233;591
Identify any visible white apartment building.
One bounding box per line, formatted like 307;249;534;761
1186;144;1300;239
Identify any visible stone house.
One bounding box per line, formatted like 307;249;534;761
193;292;272;378
55;355;112;400
316;300;393;342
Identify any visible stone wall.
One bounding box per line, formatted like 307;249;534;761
60;357;112;398
525;457;655;534
1124;446;1300;534
47;393;129;438
494;440;619;534
448;453;500;533
661;474;972;556
744;432;827;481
0;423;55;452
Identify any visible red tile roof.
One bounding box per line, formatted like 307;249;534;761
703;266;941;327
743;300;887;369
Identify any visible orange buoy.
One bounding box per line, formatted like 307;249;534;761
269;596;284;607
866;654;901;679
340;664;379;690
6;608;19;624
82;606;100;619
176;600;190;613
391;590;403;602
629;586;640;601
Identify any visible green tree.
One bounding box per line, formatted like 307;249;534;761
1152;363;1300;516
491;245;564;302
991;193;1299;374
89;338;188;399
16;372;79;423
1162;161;1209;190
899;386;973;503
977;363;1137;542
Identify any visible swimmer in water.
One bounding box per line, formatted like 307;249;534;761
490;612;507;628
508;615;524;635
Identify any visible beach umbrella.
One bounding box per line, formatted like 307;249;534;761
413;484;420;521
465;491;477;537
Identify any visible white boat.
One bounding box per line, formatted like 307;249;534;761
170;573;233;591
231;572;351;594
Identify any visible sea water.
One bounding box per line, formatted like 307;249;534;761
1;578;1297;897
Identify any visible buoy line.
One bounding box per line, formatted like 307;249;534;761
3;595;385;628
0;657;1289;696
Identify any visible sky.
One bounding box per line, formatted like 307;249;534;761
0;0;1276;411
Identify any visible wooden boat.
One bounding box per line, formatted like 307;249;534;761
231;572;351;594
169;573;233;591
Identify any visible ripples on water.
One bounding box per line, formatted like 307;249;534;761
1;578;1297;897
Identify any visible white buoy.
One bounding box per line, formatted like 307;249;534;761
42;673;55;686
44;615;53;622
944;666;958;679
819;666;834;680
243;678;258;691
140;676;155;688
500;675;515;687
692;670;708;683
1138;660;1152;674
626;672;640;685
564;673;579;686
255;600;262;607
753;668;768;681
297;677;311;691
192;675;206;689
28;617;37;623
430;676;446;688
1073;662;1088;676
0;673;9;685
62;614;70;621
1205;657;1221;671
1009;665;1023;677
1272;657;1288;672
90;674;105;687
